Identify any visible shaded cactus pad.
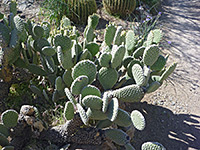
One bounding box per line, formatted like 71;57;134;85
1;109;18;128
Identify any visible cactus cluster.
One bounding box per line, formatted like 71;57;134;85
0;7;172;149
0;109;18;149
103;0;136;16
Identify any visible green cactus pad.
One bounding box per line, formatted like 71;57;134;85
104;24;116;47
150;55;166;71
111;45;126;68
64;101;74;120
70;75;89;95
55;76;65;91
76;103;89;125
160;62;177;82
114;108;132;127
0;124;9;137
141;142;166;150
9;29;18;48
103;0;136;16
1;109;18;128
125;143;135;150
131;110;145;131
127;59;141;78
146;81;161;93
133;46;145;59
85;42;99;57
146;30;154;47
0;133;9;147
85;26;94;42
9;0;17;15
0;23;10;47
107;98;119;121
112;84;144;102
54;34;72;52
152;29;163;44
64;88;77;105
113;26;123;46
57;46;74;70
96;119;112;129
122;56;133;68
32;24;44;38
88;13;99;29
102;91;112;113
52;89;60;102
62;70;73;88
143;45;160;67
125;30;136;53
14;15;25;33
42;89;49;101
30;85;43;97
82;95;103;110
104;129;130;146
72;59;97;84
132;64;145;86
87;108;107;120
33;38;50;52
98;67;118;90
42;46;56;56
2;146;15;150
0;12;4;19
79;49;92;61
81;85;101;99
99;52;112;67
43;56;56;73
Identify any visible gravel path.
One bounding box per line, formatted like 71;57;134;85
132;0;200;150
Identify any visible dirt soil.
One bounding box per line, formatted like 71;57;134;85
0;0;200;150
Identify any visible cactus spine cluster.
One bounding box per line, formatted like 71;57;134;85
103;0;136;16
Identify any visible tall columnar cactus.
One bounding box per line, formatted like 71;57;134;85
103;0;136;16
67;0;97;24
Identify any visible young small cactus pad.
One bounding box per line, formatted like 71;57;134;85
131;110;145;131
141;142;166;150
64;101;74;120
104;129;130;146
1;109;18;128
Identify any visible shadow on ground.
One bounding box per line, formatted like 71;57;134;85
126;102;200;150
